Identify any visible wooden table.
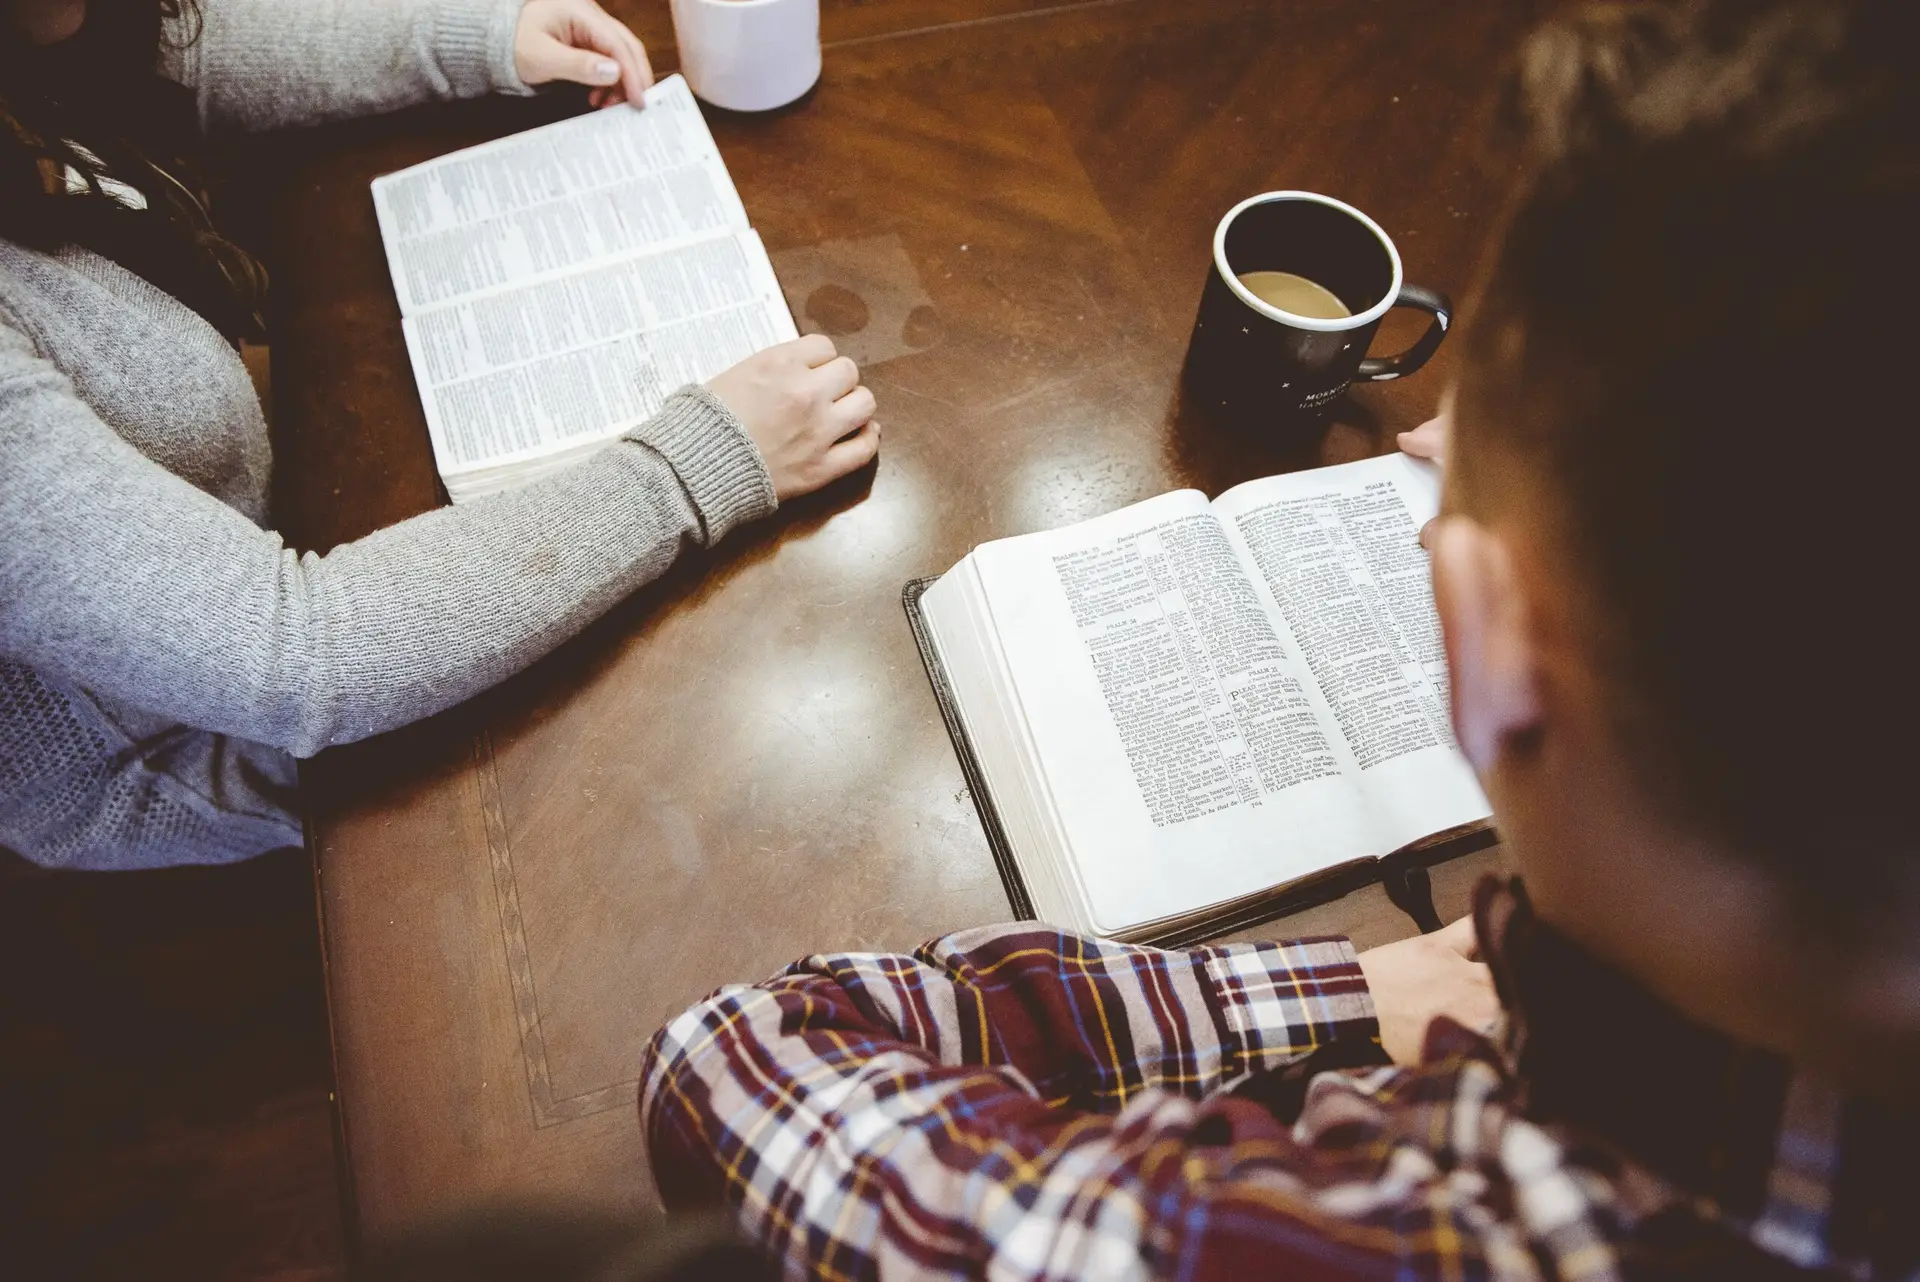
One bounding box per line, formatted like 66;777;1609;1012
267;0;1543;1248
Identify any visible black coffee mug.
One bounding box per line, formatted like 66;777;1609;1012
1183;191;1452;430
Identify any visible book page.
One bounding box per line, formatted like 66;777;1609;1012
1211;455;1490;852
401;230;795;479
966;492;1394;936
372;75;746;314
1051;510;1345;822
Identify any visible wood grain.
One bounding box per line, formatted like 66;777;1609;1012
265;0;1551;1247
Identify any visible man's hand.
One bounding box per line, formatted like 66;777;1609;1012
1355;916;1500;1065
1396;412;1449;466
514;0;655;109
708;336;880;501
1399;400;1451;548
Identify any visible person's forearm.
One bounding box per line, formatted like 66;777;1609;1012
639;927;1379;1274
0;354;774;758
202;389;774;755
163;0;529;132
640;928;1377;1192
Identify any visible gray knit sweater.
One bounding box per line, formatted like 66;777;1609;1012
0;0;778;870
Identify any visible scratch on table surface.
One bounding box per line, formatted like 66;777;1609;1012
774;707;824;745
871;375;958;411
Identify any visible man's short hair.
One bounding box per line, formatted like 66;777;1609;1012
1455;0;1917;918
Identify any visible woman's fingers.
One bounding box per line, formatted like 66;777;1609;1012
812;356;860;401
514;0;654;107
830;384;878;433
823;420;881;479
547;41;624;91
794;333;840;367
575;6;651;106
706;340;878;501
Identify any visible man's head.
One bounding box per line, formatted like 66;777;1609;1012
1433;0;1919;1095
6;0;86;43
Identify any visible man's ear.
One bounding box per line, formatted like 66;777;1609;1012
1429;516;1543;774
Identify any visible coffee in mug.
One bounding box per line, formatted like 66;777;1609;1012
1185;191;1452;431
1234;270;1352;321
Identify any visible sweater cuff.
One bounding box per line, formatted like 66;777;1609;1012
629;385;778;546
436;0;532;99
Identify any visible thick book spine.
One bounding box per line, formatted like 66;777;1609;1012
901;576;1035;921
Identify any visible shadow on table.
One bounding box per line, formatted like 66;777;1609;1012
360;1207;772;1282
302;456;880;802
1167;378;1391;497
0;848;343;1282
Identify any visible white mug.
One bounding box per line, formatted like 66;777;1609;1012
669;0;822;113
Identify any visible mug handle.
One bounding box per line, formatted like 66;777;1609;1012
1355;284;1453;382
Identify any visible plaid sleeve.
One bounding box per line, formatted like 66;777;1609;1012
638;924;1383;1279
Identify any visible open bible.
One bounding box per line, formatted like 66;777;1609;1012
908;453;1494;944
372;75;795;502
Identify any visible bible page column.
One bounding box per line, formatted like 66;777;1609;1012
372;75;748;313
972;492;1382;936
401;232;794;477
1212;455;1490;852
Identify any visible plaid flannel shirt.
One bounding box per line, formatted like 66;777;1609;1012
640;880;1917;1280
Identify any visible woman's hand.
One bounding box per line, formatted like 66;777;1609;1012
514;0;655;109
708;336;881;501
1355;916;1500;1065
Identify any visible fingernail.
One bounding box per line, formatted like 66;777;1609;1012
593;59;620;83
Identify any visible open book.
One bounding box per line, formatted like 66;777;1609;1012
910;453;1493;943
372;75;795;502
